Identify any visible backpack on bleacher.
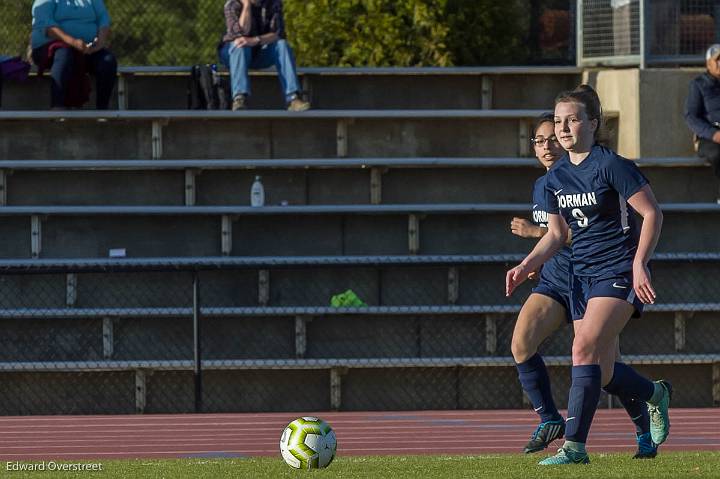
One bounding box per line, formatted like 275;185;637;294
188;64;230;110
0;55;31;108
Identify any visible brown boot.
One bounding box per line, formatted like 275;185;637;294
232;94;247;111
287;94;310;112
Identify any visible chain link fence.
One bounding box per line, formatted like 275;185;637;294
579;0;720;67
1;0;225;65
0;1;575;67
0;256;718;415
11;1;718;68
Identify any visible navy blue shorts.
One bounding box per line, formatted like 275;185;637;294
569;270;643;321
532;280;572;324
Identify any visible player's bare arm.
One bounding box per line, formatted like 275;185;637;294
627;184;663;304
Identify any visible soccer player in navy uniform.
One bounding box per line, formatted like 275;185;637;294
506;85;672;465
510;114;572;453
511;113;659;459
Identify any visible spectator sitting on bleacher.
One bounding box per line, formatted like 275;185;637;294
30;0;117;110
219;0;310;112
684;44;720;203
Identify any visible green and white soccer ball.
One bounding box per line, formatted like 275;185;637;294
279;416;337;469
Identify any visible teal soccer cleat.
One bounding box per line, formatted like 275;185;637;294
647;380;673;446
633;432;658;459
538;447;590;465
523;419;565;453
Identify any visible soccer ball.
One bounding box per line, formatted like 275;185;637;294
279;416;337;469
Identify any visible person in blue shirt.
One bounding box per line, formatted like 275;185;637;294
511;113;658;459
506;85;672;465
30;0;117;109
684;44;720;203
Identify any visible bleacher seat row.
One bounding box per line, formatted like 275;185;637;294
7;65;582;110
1;253;719;411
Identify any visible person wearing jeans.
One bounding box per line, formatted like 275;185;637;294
219;0;309;112
30;0;117;110
31;45;116;110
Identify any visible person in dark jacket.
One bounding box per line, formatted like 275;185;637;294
685;44;720;202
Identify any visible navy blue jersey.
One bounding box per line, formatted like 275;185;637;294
545;145;648;277
532;174;572;287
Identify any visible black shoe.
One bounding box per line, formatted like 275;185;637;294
524;418;566;454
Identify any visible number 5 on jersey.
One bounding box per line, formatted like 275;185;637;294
571;208;589;227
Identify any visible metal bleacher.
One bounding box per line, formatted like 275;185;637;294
0;109;586;160
6;65;583;111
0;156;707;169
114;65;583;110
1;66;719;413
0;203;718;259
0;252;719;411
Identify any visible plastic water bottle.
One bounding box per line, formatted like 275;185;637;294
250;175;265;207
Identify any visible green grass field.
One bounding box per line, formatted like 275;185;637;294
5;452;720;479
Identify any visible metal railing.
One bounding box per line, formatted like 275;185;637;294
578;0;720;67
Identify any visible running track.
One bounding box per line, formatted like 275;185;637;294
0;409;718;460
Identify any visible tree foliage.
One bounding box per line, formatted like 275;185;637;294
284;0;536;67
444;0;529;65
283;0;452;67
110;0;225;65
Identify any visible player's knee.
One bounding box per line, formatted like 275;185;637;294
511;334;535;363
571;334;598;364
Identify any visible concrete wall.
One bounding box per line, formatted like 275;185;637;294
583;68;702;158
583;68;641;158
639;69;702;157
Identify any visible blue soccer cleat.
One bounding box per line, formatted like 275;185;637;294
538;447;590;465
523;418;565;453
647;380;672;446
633;432;658;459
